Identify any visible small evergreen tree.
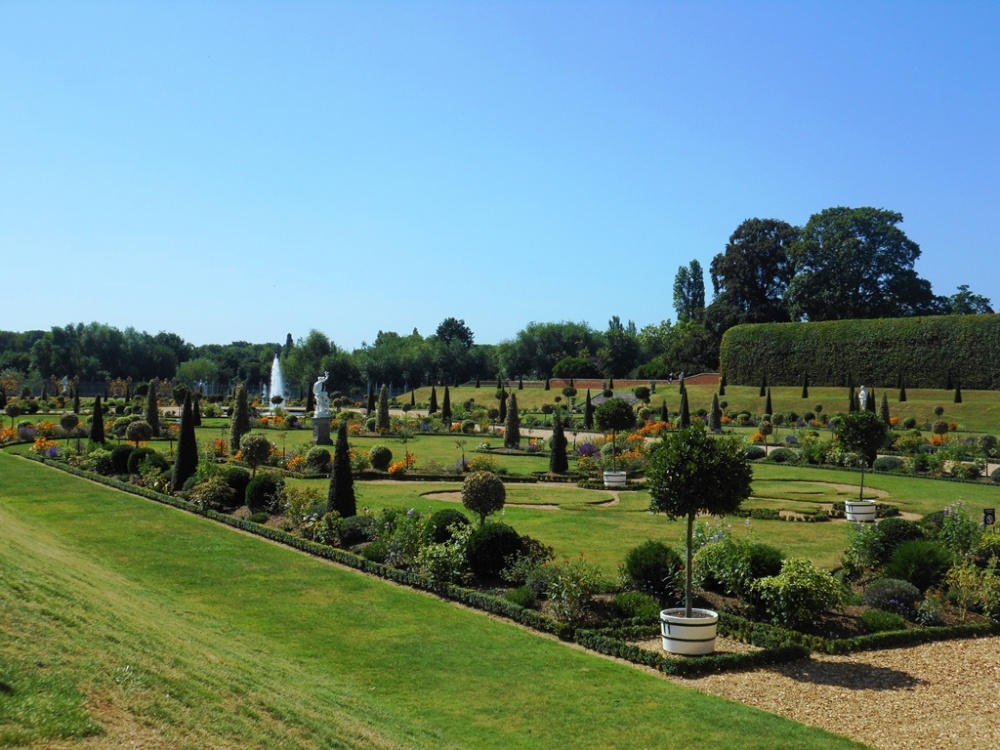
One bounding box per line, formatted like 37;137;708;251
377;384;390;431
518;376;523;390
880;392;891;424
659;399;669;424
549;409;568;474
718;372;726;396
848;387;859;413
192;395;202;427
230;383;250;453
899;382;907;402
73;386;81;414
679;389;691;428
171;392;199;491
709;393;722;432
146;379;161;437
954;382;963;404
583;389;594;430
945;371;953;390
504;392;520;448
801;373;809;399
475;375;481;388
429;386;438;415
759;375;767;397
608;377;614;390
865;388;876;412
544;379;550;391
89;394;106;444
765;387;773;417
0;387;6;410
410;389;416;407
327;420;356;517
366;383;376;415
498;388;507;423
441;386;452;427
306;384;316;412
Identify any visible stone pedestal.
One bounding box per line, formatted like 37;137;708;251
313;416;332;446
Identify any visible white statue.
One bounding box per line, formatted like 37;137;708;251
858;385;868;410
313;371;331;418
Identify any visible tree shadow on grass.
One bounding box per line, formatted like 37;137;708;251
780;659;923;691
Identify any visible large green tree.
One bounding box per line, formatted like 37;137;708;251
672;260;705;323
786;207;941;321
946;284;993;315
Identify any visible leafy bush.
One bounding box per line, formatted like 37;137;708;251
304;447;331;473
245;473;284;514
744;445;766;461
360;540;389;563
127;447;168;475
544;555;606;624
247;511;270;524
841;517;924;579
368;445;393;470
751;558;844;630
416;523;473;583
504;585;537;609
110;444;135;474
873;455;905;472
921;502;982;556
338;514;377;547
766;447;799;464
461;471;506;525
191;476;236;512
695;536;785;600
84;448;114;476
622;541;683;604
221;466;251;507
614;591;661;621
860;609;907;633
862;578;921;620
972;534;1000;568
467;522;523;579
884;540;954;592
422;508;472;544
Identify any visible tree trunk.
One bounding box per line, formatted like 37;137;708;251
685;512;695;617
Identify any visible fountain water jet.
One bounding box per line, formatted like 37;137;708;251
269;353;285;408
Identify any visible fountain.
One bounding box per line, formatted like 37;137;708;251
269;353;285;408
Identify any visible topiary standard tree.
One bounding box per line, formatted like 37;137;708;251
125;419;153;449
89;394;106;444
172;392;199;491
549;408;568;474
146;379;161;437
377;384;390;432
327;419;356;517
428;386;438;415
5;402;24;429
834;410;889;503
503;392;520;448
239;433;273;478
441;385;452;428
60;413;79;452
583;389;594;430
595;398;635;472
646;424;753;617
230;383;250;453
461;470;506;525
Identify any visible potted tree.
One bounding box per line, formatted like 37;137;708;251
834;410;888;522
594;397;636;488
646;424;753;655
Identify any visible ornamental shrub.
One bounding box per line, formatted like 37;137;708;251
622;540;683;604
921;502;982;556
422;508;472;544
695;536;785;601
239;433;273;477
841;517;925;579
504;585;537;609
873;455;905;472
544;555;606;624
766;447;798;464
884;540;953;592
862;578;921;620
368;445;393;470
751;558;844;630
744;445;766;461
972;534;1000;569
338;514;377;547
126;447;154;474
860;609;907;633
467;522;523;579
304;447;332;474
613;591;661;621
190;476;236;513
461;471;506;525
245;473;284;514
221;466;251;507
110;444;135;474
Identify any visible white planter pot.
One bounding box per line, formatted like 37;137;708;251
660;608;719;656
845;500;877;522
602;470;627;489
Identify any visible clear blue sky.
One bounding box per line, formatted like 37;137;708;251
3;1;997;350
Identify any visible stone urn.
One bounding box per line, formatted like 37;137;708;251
660;608;719;656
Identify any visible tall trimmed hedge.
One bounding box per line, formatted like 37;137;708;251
720;315;1000;389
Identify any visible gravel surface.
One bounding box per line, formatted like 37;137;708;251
666;636;1000;750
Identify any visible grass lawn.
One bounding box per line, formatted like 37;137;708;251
0;451;867;750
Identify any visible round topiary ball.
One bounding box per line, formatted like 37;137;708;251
423;508;472;544
369;445;393;471
467;522;523;579
245;473;284;514
623;540;683;603
461;471;506;525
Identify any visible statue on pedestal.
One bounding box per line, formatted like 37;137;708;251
314;372;331;418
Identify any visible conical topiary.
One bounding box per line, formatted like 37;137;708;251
171;392;198;491
328;420;356;517
549;409;568;474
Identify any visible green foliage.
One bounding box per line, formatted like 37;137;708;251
972;533;1000;569
695;535;785;601
304;446;331;474
145;379;161;437
89;395;105;444
229;383;250;452
504;585;537;609
873;455;905;472
368;445;393;471
548;410;568;474
221;466;251;507
744;445;767;461
860;609;907;633
751;558;844;630
172;393;199;491
377;385;390;431
920;501;983;556
884;540;953;592
862;578;921;620
337;514;376;546
467;522;523;580
124;419;153;447
545;555;607;624
461;471;506;525
613;591;661;621
720;314;1000;389
833;411;888;468
422;508;472;544
621;540;683;604
765;447;798;464
110;444;135;474
245;473;284;514
191;476;237;513
239;433;273;476
415;522;473;584
328;420;356;517
503;392;520;448
247;511;270;524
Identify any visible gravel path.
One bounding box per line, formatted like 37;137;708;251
667;636;1000;750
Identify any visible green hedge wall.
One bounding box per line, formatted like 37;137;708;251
720;315;1000;389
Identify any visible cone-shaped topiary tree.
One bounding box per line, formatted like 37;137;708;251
718;371;726;397
544;379;550;391
377;384;390;431
583;389;594;430
475;375;481;388
759;375;767;398
146;379;161;437
73;386;81;414
230;383;250;453
518;376;523;390
89;394;106;444
899;381;907;402
801;373;809;399
410;389;415;407
659;399;669;424
954;382;963;404
172;392;199;491
880;392;890;424
765;388;773;417
679;388;691;429
549;409;568;474
193;395;202;427
865;388;876;413
429;386;438;415
498;387;507;424
504;392;520;448
328;419;356;517
441;386;452;427
709;393;722;432
366;383;376;415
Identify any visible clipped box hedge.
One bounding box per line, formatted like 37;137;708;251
720;314;1000;389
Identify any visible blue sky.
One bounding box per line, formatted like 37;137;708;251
3;1;997;350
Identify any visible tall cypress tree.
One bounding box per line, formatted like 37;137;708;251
899;381;907;402
171;392;198;491
73;385;81;414
865;388;876;412
659;399;669;424
765;388;773;416
429;386;438;414
583;389;594;430
366;383;376;415
518;376;523;390
377;384;390;431
679;389;691;428
0;386;6;410
410;388;416;407
504;392;520;448
89;394;105;444
327;420;356;517
306;383;316;412
718;372;726;397
954;382;963;404
192;395;202;427
709;393;722;432
441;386;452;427
549;408;568;474
801;373;809;399
498;388;507;423
475;375;481;388
848;387;858;413
230;383;250;453
146;379;161;437
759;375;767;398
880;392;891;424
544;379;550;391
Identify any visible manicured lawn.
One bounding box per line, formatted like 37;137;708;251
0;452;866;750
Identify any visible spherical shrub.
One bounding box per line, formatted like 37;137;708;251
863;578;921;619
247;511;270;524
338;515;377;547
461;471;506;525
902;417;917;429
422;508;472;544
222;466;251;507
369;445;393;470
745;445;766;461
467;522;523;579
110;444;135;474
622;540;683;603
304;447;332;474
245;473;284;514
860;609;907;634
884;540;953;592
613;590;661;621
873;455;905;472
751;558;844;630
126;447;168;475
766;447;799;464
